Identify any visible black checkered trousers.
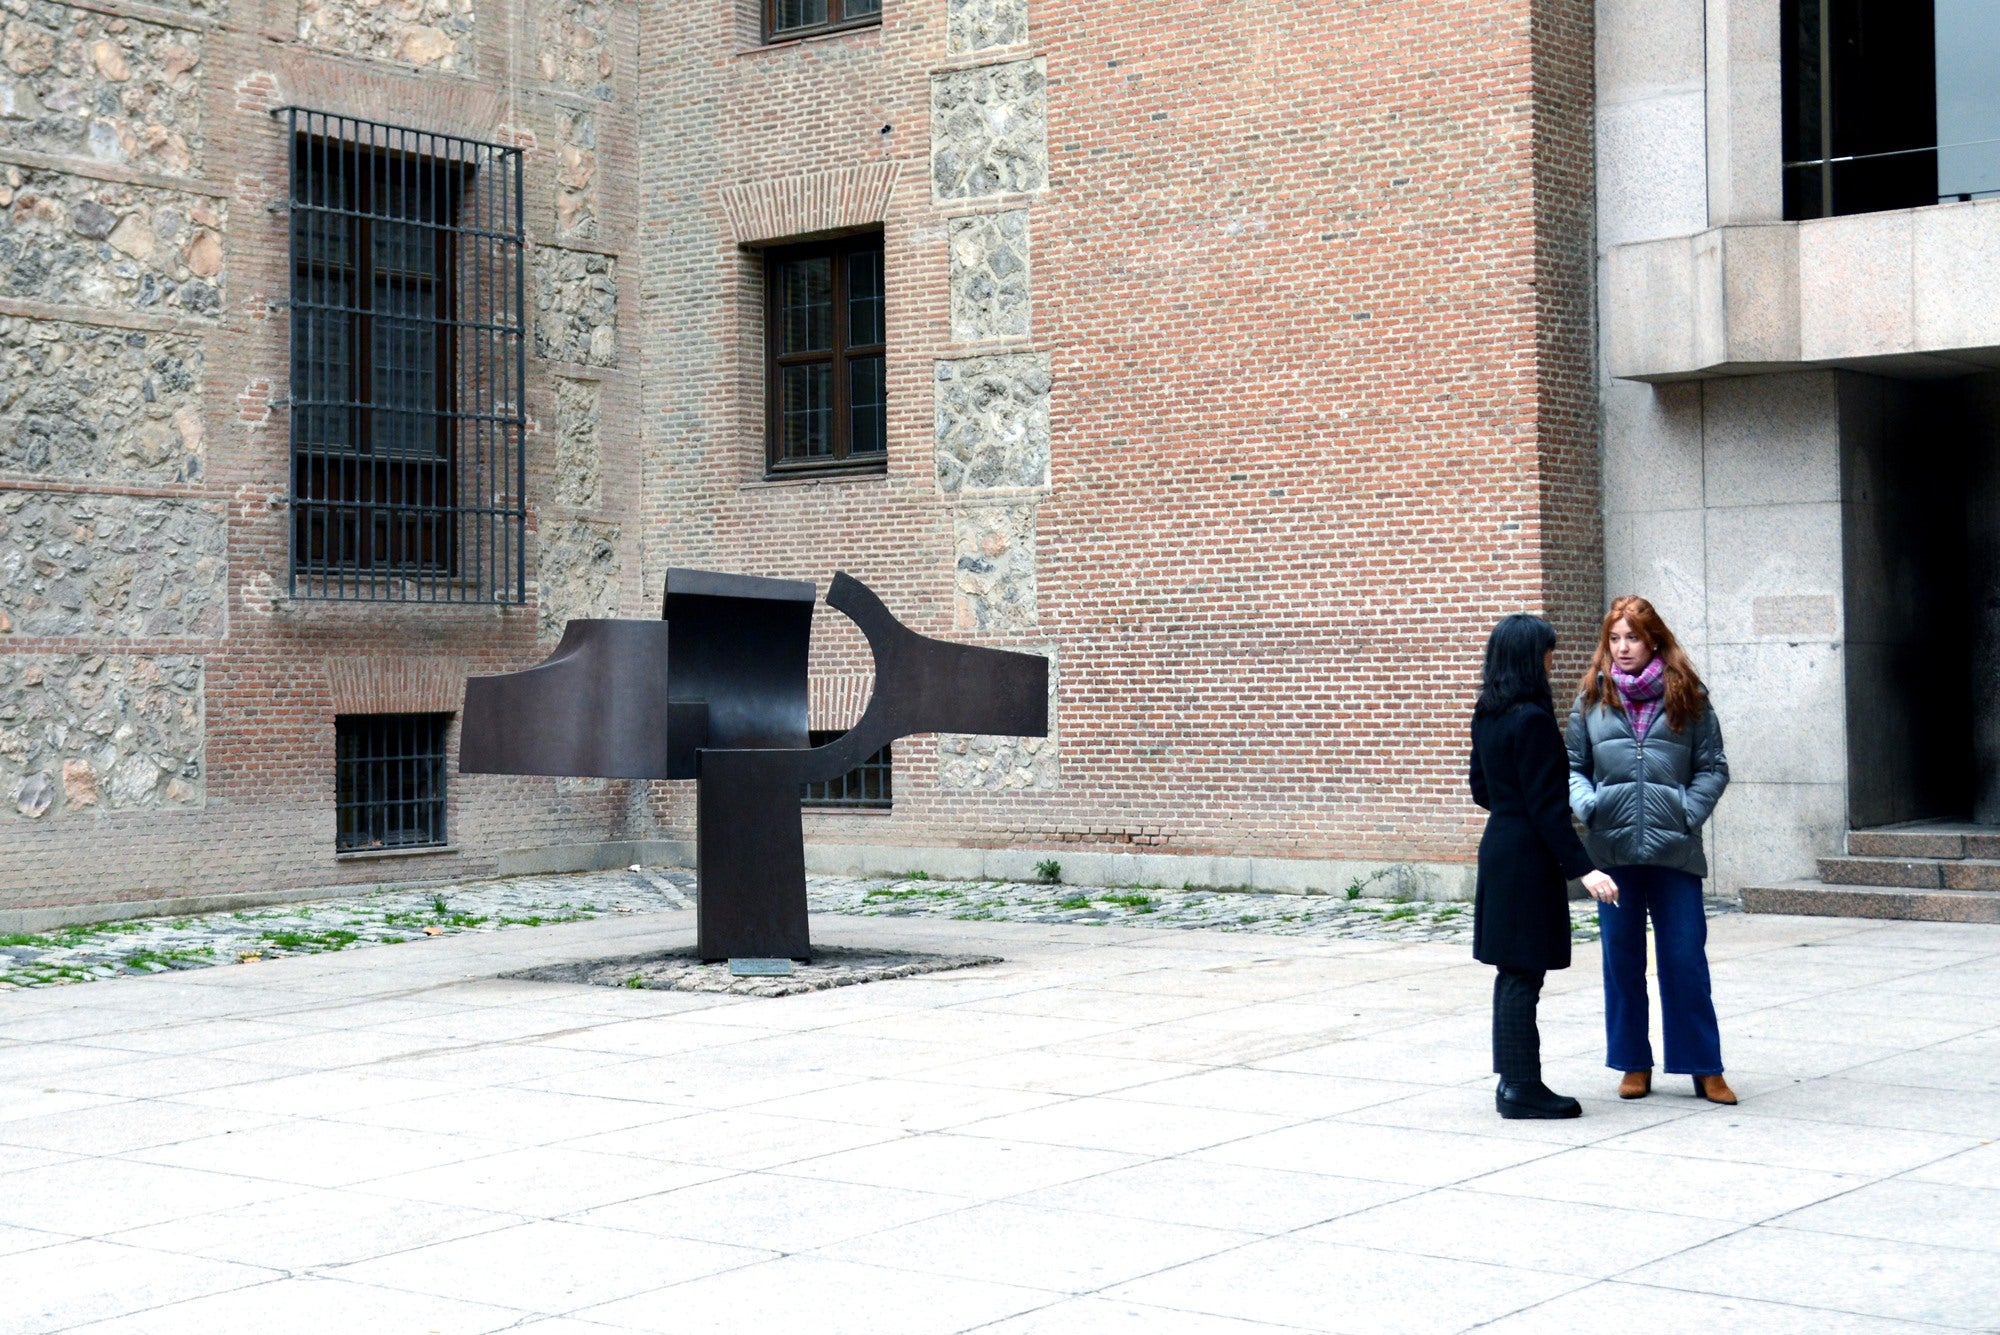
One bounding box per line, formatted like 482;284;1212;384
1491;967;1546;1082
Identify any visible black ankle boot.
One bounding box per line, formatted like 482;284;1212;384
1496;1078;1582;1119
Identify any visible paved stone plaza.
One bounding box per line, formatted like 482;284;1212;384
0;904;1995;1332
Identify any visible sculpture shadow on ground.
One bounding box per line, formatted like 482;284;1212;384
460;569;1048;961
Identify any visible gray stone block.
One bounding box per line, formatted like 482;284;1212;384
952;502;1036;630
1602;379;1703;515
535;517;620;643
298;0;472;71
1597;0;1704;105
948;210;1031;341
1912;201;2000;354
1799;209;1914;362
931;59;1047;201
1702;371;1839;508
1710;780;1847;891
0;317;204;485
933;353;1051;493
1597;93;1709;249
946;0;1029;55
0;654;204;822
1604;507;1707;643
1703;502;1843;645
1706;641;1845;785
533;247;618;366
0;492;226;637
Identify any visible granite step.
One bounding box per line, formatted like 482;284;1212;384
1845;825;2000;860
1741;881;2000;924
1818;856;2000;890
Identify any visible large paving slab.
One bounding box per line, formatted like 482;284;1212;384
0;908;1994;1333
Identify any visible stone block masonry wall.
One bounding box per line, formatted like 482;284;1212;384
0;0;649;913
638;0;1601;880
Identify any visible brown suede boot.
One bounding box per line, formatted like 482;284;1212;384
1618;1070;1651;1099
1693;1074;1737;1105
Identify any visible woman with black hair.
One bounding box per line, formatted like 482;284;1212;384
1469;614;1620;1119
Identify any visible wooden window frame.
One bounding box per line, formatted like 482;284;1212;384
764;231;887;478
765;0;881;44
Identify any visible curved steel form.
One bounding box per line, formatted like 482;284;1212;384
461;568;1048;960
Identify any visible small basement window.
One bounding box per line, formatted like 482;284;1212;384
336;713;451;852
801;729;892;809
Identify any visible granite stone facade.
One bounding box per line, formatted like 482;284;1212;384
0;316;204;484
933;353;1050;493
0;167;223;315
1;654;204;822
0;492;226;638
0;0;202;175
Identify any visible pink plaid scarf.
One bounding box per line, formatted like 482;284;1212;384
1611;657;1666;740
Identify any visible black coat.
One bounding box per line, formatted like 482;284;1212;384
1470;701;1596;971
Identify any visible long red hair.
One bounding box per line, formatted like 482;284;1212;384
1575;595;1707;733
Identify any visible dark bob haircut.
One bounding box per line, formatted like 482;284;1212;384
1475;613;1557;717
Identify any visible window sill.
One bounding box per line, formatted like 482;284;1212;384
743;20;881;54
336;844;458;862
744;469;889;491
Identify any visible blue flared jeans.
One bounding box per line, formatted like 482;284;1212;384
1598;864;1723;1075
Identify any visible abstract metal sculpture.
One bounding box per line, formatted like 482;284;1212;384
460;569;1048;961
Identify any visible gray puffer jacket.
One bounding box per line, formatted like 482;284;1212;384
1564;685;1729;877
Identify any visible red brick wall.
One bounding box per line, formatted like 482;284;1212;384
634;0;1603;869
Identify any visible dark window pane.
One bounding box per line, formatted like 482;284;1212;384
801;730;892;808
849;355;885;455
336;713;449;851
287;112;526;603
848;247;884;347
845;0;882;18
773;0;828;32
780;362;833;459
779;257;834;353
372;279;438;459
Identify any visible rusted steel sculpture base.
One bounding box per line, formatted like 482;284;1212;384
460;569;1048;961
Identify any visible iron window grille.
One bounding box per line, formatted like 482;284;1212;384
1781;0;2000;218
766;232;887;476
283;109;527;603
767;0;881;43
336;713;451;852
801;729;893;809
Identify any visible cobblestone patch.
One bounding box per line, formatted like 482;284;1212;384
0;492;226;637
933;352;1050;493
505;944;1002;997
0;316;204;485
931;59;1046;200
0;865;1723;990
0;867;690;987
1;167;224;316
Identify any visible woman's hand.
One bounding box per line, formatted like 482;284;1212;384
1582;870;1619;905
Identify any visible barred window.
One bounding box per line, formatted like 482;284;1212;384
768;0;880;42
285;110;527;602
802;730;893;809
336;713;450;852
766;232;887;476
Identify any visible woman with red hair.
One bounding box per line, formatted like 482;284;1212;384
1566;596;1735;1104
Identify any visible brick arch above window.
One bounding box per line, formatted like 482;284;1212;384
721;162;902;247
325;656;469;716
